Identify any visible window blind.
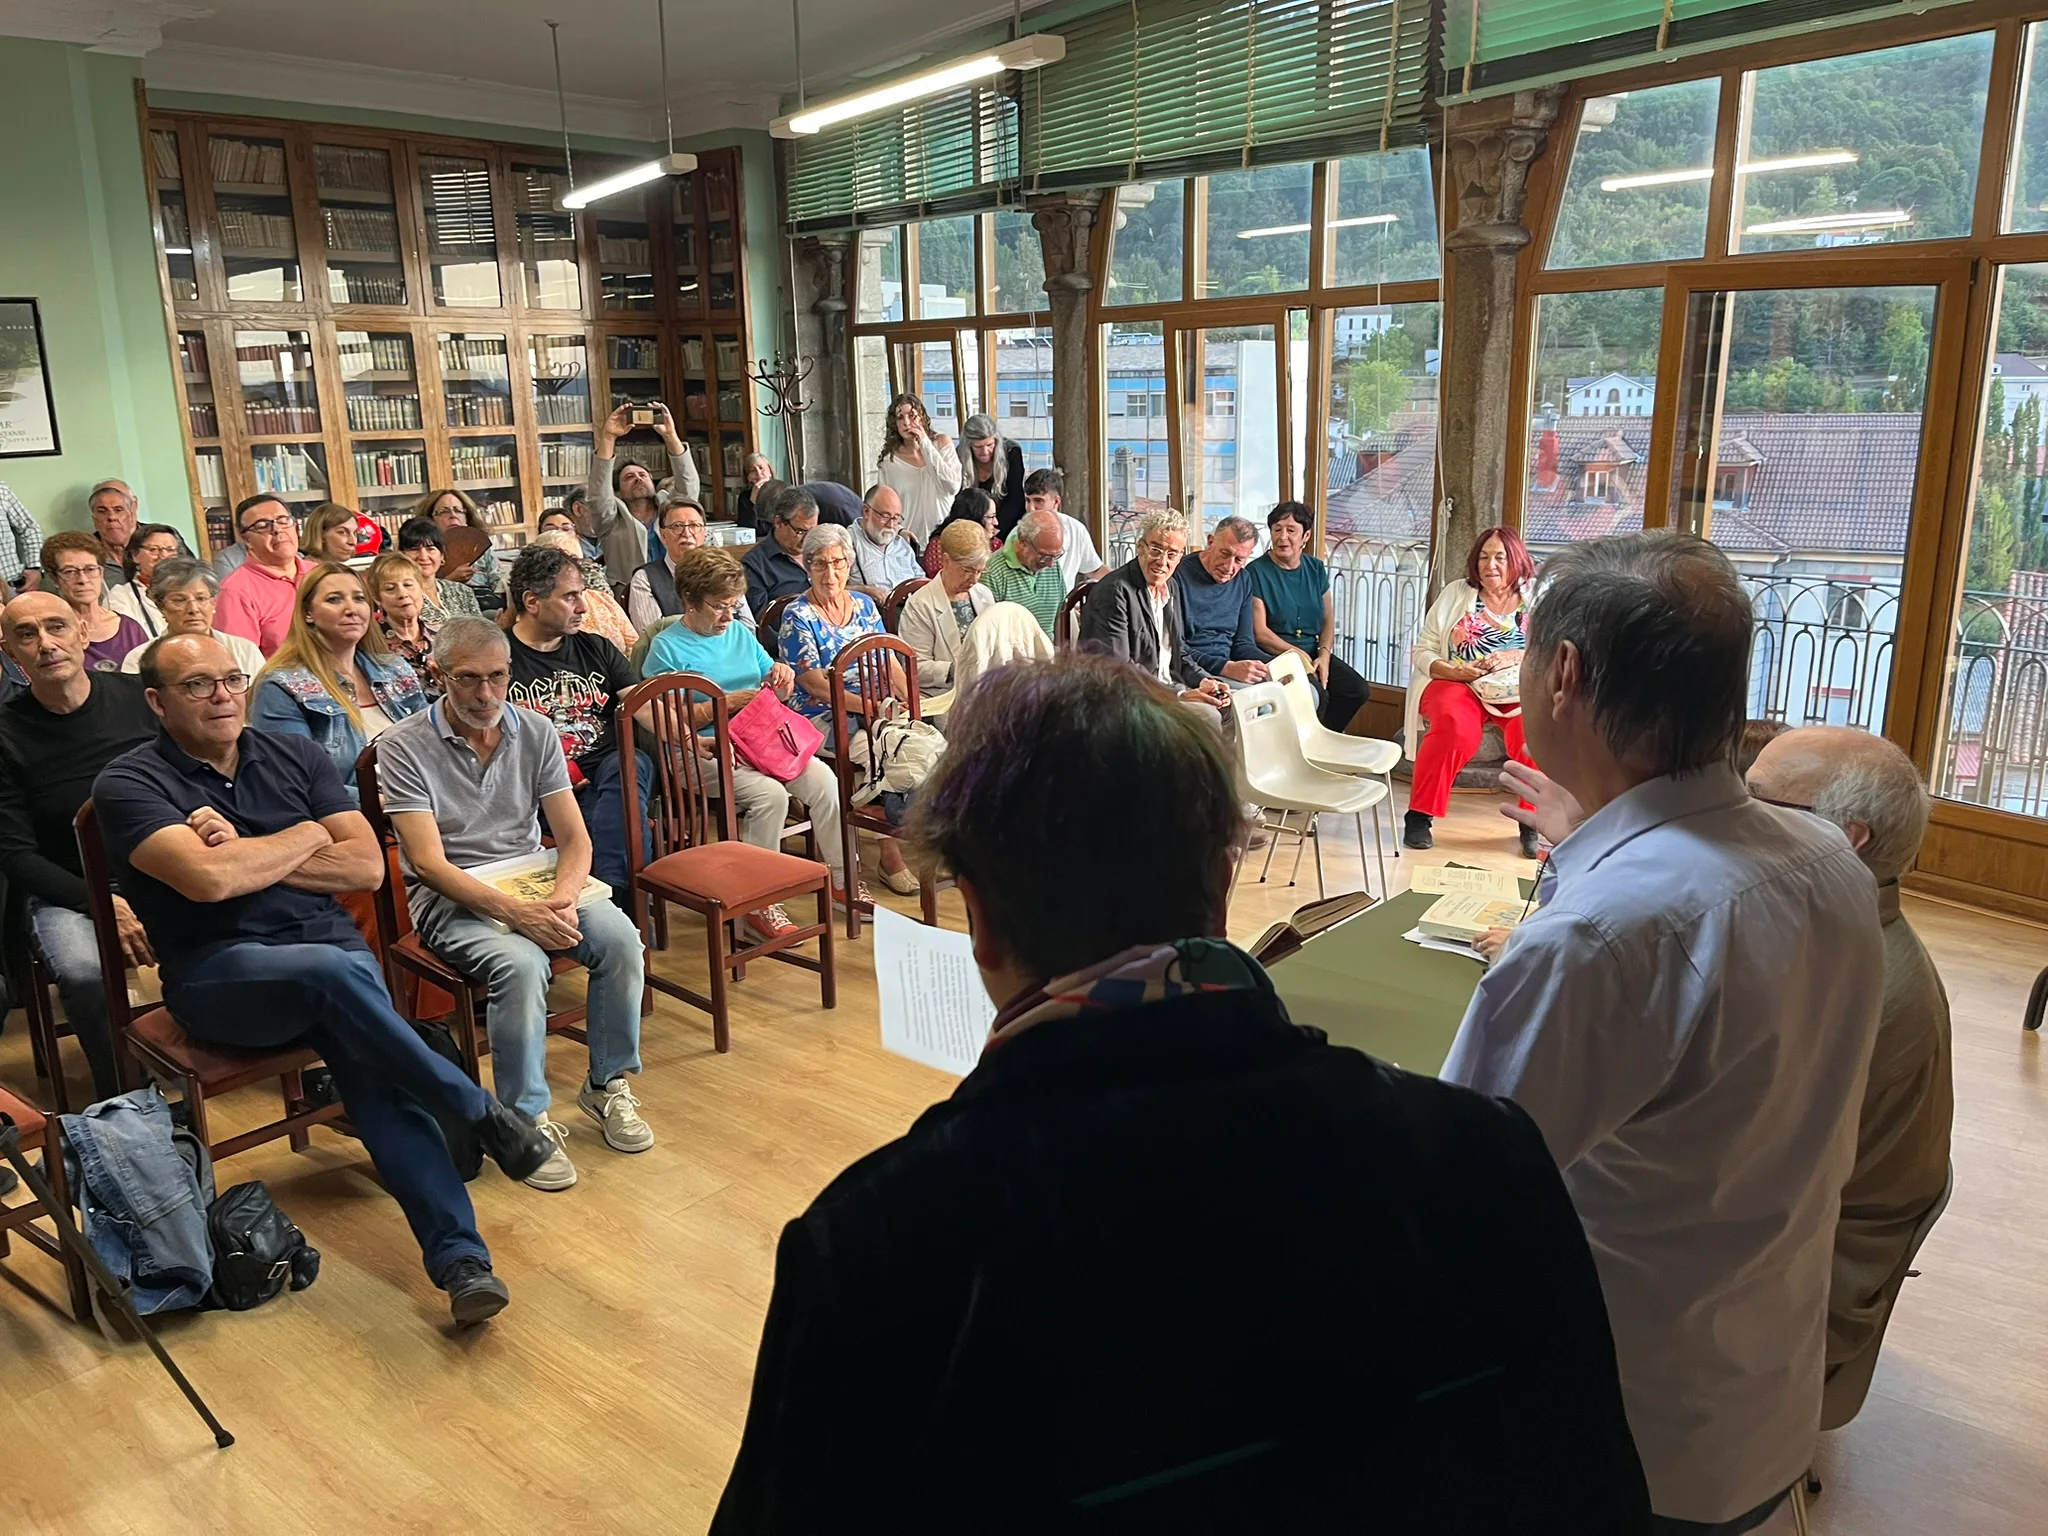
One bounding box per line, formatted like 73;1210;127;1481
1020;0;1435;192
784;83;1021;232
1440;0;1973;102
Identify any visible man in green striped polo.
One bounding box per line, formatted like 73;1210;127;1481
980;508;1067;638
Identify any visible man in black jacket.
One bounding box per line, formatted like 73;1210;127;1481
713;653;1651;1534
1075;508;1232;720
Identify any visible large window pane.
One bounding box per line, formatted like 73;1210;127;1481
854;335;891;478
1524;288;1664;549
1937;264;2048;814
1330;148;1441;286
1180;325;1279;535
989;210;1045;316
856;227;904;323
1104;319;1167;562
1105;181;1184;307
915;217;976;319
995;328;1055;471
1201;163;1313;298
2008;24;2048;232
916;339;961;438
1548;79;1719;269
1735;32;1995;254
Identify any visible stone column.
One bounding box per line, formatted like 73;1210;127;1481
790;234;853;486
1438;87;1565;589
1030;192;1108;541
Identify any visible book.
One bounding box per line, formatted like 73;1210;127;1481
464;850;612;935
1415;893;1527;944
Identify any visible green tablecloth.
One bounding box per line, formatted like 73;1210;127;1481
1268;879;1528;1078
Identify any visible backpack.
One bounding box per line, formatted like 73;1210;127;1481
206;1181;320;1311
845;704;946;806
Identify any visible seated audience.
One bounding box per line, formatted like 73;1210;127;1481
1173;515;1271;686
627;496;753;633
503;545;648;896
1404;525;1540;857
251;561;427;788
778;524;917;895
0;478;44;593
1745;726;1953;1396
898;520;994;690
42;531;148;672
1441;530;1884;1533
1077;509;1232;720
737;452;775;531
417;487;504;608
1737;716;1791;777
0;592;157;1099
304;501;374;563
88;478;139;581
588;402;698;591
94;633;555;1323
641;548;858;918
397;515;484;621
121;557;266;679
713;653;1651;1532
799;480;860;528
920;487;1001;578
1247;500;1369;732
369;552;439;691
107;522;184;639
1020;467;1109;591
540;502;605;567
536;528;637;653
216;493;315;655
846;485;921;599
743;484;819;617
979;507;1067;638
378;617;650;1193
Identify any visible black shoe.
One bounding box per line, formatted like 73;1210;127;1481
442;1258;509;1325
475;1101;553;1183
1403;810;1434;850
1519;824;1542;860
0;1164;17;1197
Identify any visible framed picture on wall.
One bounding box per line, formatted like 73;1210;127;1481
0;298;59;458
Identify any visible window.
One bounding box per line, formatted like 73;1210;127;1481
857;227;904;322
1207;389;1236;418
1525;288;1664;547
1123;392;1149;419
1330;148;1441;287
1007;395;1030;419
1103;319;1167;561
1202;163;1313;298
989;209;1045;315
1106;180;1184;306
1585;468;1612;498
1548;78;1720;270
915;216;977;318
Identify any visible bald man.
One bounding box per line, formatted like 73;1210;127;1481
1746;726;1953;1414
0;591;156;1098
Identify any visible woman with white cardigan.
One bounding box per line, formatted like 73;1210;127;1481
899;519;997;692
875;393;961;545
1404;525;1542;857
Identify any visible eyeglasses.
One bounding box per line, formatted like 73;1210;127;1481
240;516;292;537
1137;539;1184;560
705;599;744;620
170;671;251;700
447;668;512;690
159;589;212;607
53;564;101;581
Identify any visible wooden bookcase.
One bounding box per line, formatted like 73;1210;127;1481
145;108;759;557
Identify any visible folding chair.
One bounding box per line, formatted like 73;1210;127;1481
1231;683;1389;901
1266;648;1399;889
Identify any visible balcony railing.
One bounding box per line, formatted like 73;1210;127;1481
1939;588;2048;819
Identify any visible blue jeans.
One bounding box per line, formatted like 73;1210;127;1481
410;889;645;1121
573;749;653;895
28;897;119;1100
166;942;494;1286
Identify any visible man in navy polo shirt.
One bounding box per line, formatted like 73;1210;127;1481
92;633;555;1326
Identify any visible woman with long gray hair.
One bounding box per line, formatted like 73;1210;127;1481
960;413;1028;539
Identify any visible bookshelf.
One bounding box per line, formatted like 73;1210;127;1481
148;109;759;556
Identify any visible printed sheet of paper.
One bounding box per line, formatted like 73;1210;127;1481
1408;864;1523;901
1401;928;1490;964
873;904;996;1078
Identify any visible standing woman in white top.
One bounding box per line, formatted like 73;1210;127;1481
875;394;961;546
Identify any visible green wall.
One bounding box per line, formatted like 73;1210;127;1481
0;41;192;540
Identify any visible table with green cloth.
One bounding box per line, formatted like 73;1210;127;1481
1266;876;1532;1078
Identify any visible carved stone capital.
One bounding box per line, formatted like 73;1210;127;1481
794;234;852;318
1444;85;1566;239
1028;194;1105;296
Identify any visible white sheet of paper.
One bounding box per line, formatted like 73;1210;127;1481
1402;927;1490;964
1408;865;1524;900
873;904;997;1077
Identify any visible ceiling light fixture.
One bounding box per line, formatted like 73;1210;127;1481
553;2;697;211
771;33;1066;138
1744;208;1912;235
1600;149;1860;194
1237;214;1398;239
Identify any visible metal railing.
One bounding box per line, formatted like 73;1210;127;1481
1329;537;1430;687
1938;588;2048;819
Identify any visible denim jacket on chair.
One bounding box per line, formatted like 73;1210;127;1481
60;1087;215;1315
250;651;427;788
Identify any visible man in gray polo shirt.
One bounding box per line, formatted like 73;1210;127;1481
374;617;650;1193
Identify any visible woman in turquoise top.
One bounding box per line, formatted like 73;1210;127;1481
250;561;428;789
1245;500;1370;732
642;547;859;927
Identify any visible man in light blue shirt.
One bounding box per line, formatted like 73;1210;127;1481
1442;531;1883;1536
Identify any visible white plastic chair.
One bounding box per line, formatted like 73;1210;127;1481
1233;682;1389;900
1266;649;1399;880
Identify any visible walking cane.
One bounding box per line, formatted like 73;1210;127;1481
0;1115;234;1448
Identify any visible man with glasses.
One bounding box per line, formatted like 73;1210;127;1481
377;617;651;1193
1020;467;1109;592
980;507;1067;639
214;493;313;656
846;484;920;601
1078;509;1232;719
92;632;557;1326
742;484;819;617
1173;516;1271;687
626;496;753;633
0;592;157;1100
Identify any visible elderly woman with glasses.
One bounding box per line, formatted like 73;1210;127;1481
41;531;148;672
123;558;267;679
898;519;995;691
106;522;185;638
1076;509;1232;718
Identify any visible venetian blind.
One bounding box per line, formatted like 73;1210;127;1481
784;84;1021;231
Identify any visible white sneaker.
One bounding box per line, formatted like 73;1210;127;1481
578;1077;654;1153
523;1114;578;1191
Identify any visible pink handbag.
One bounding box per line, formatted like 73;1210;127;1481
728;686;824;780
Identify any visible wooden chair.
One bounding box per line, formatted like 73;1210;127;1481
825;633;941;939
615;673;835;1052
1055;578;1097;650
880;576;928;633
756;593;797;658
0;1085;90;1321
353;745;587;1084
73;802;345;1161
4;891;75;1114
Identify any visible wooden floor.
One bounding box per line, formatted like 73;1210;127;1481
1;787;2045;1534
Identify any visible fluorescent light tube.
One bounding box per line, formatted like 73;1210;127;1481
773;34;1066;138
561;152;697;210
1601;150;1859;193
1237;214;1396;239
1744;208;1911;235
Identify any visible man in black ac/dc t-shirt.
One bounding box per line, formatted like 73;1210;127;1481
505;545;649;896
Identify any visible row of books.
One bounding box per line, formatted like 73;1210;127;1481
321;207;399;253
210;137;287;186
329;271;406;305
251;446;326;494
534;393;588;426
597;236;651;266
607;335;660;370
344;394;422;431
151;131;182;181
681;338;747;376
244;404;322;434
437;336;508;373
337;334;413;374
218;210;295;250
447;392;513;426
177;333;210;376
353;449;424;488
188;403;219;438
450;444;515;481
539;439;593;478
196;455;228;499
159;201;190;247
314;145;392;193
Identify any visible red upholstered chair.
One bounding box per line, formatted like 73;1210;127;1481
615;672;835;1052
353;744;588;1083
73;801;345;1161
1055;578;1096;651
880;577;928;633
825;634;940;939
0;1085;90;1321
